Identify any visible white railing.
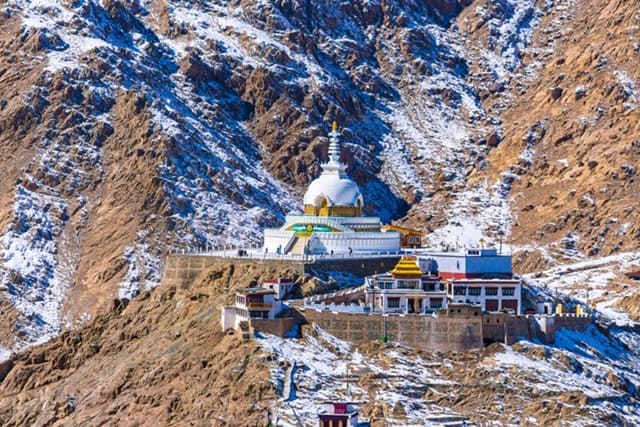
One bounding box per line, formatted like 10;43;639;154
305;302;370;314
303;284;367;305
169;245;408;261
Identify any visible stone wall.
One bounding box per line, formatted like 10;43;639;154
302;310;594;350
251;318;299;337
162;255;305;287
162;254;401;287
302;310;484;352
482;313;592;345
483;314;532;345
305;256;401;279
549;314;592;339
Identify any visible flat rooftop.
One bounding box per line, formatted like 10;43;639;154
239;287;276;295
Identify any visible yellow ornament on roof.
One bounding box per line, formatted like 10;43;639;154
391;257;423;277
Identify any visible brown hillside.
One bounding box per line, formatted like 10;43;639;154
0;261;293;426
0;0;639;350
470;0;640;267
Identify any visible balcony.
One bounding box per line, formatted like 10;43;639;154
246;302;272;309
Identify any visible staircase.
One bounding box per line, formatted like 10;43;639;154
287;236;307;255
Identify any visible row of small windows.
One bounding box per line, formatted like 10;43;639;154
453;287;516;296
234;307;269;319
378;297;445;309
387;298;401;308
373;280;444;291
430;299;443;309
396;279;421;289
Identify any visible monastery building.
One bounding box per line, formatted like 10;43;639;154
417;247;522;314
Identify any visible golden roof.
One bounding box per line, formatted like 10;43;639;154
391;257;423;277
381;224;422;236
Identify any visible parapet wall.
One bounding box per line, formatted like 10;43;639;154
162;254;401;287
482;313;592;345
303;310;484;352
162;255;305;287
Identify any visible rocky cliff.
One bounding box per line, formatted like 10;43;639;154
0;261;638;425
0;261;297;425
0;0;638;355
468;0;640;268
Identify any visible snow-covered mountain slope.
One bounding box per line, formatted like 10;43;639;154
521;250;640;323
0;0;638;352
258;323;640;426
474;0;640;259
0;259;636;426
0;0;531;347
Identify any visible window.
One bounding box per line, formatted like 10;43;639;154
387;298;400;308
486;287;498;296
430;299;443;309
502;287;515;296
397;279;419;289
379;280;393;289
485;299;499;311
469;287;481;296
454;287;466;296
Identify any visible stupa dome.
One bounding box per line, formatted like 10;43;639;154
302;122;364;217
303;173;363;208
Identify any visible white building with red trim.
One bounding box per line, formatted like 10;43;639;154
417;248;522;314
317;401;362;427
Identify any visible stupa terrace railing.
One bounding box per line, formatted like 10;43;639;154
172;245;406;262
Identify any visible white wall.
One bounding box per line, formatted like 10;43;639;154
221;307;237;331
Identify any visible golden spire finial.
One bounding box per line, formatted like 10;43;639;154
332;120;338;133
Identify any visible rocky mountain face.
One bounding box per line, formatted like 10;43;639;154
470;0;640;269
0;0;637;356
0;262;284;426
0;261;638;426
0;0;493;348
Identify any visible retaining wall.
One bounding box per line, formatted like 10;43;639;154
482;313;592;345
162;254;401;288
303;310;594;350
251;318;299;337
162;255;305;287
305;256;401;279
303;310;484;352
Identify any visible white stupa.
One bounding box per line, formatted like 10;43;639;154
263;122;400;255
